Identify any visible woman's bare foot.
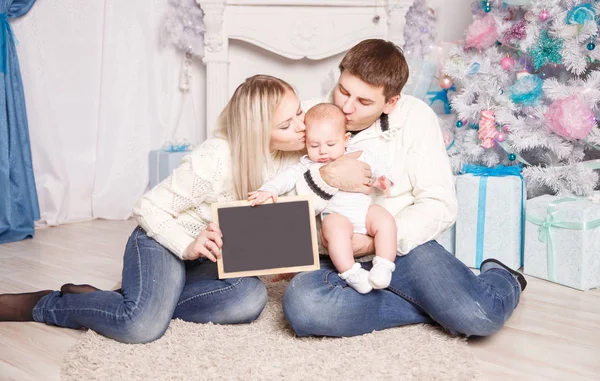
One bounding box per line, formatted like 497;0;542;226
60;283;101;295
0;290;53;321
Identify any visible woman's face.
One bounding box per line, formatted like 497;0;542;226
270;90;306;152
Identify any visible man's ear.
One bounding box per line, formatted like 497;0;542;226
382;95;400;114
344;131;352;144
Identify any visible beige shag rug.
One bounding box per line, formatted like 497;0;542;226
61;280;482;381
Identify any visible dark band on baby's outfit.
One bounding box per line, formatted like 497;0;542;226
303;170;334;201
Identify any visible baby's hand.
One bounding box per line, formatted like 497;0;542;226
373;176;393;197
248;190;278;206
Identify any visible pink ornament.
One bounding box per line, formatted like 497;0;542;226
439;75;454;89
502;20;526;44
545;96;595;140
502;125;511;132
478;110;497;149
539;10;550;22
495;131;507;142
465;14;499;50
500;56;515;71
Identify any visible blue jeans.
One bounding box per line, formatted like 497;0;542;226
283;241;521;337
32;227;267;343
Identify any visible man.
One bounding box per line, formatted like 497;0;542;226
284;39;526;337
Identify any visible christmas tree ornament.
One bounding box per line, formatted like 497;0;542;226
529;30;563;70
508;153;517;161
495;131;507;142
478;110;497;148
508;71;543;106
545;96;595;140
588;42;596;51
439;74;454;89
566;3;596;25
465;14;499;50
539;9;550;22
500;55;515;70
502;19;526;44
456;120;464;128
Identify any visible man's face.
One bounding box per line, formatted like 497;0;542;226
332;70;399;132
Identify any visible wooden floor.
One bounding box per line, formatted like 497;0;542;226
0;220;599;381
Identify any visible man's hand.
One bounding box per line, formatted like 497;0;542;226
319;151;372;194
248;190;277;206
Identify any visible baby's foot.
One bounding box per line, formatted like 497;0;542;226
368;257;396;289
339;263;372;294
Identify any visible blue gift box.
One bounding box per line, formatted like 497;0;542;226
148;150;190;188
455;165;524;270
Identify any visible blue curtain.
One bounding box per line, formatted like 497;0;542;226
0;0;39;244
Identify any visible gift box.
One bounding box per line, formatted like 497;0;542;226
524;193;600;291
455;165;524;270
436;224;455;255
149;149;189;188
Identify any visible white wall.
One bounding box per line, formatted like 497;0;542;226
428;0;473;41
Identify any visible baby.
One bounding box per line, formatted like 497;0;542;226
249;103;397;294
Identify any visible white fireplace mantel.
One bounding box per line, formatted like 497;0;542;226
198;0;415;136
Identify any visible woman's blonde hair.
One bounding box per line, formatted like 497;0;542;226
214;75;294;200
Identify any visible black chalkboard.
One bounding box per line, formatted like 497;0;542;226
212;196;319;279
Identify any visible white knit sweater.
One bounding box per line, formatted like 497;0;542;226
297;94;458;254
132;137;299;259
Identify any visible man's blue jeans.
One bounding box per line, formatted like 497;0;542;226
32;227;268;343
283;240;521;337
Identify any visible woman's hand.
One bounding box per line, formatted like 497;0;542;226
248;190;278;206
319;151;372;194
183;222;223;261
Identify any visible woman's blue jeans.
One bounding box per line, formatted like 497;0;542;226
283;241;521;337
32;227;267;343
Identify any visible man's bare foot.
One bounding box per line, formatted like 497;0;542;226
0;290;53;321
60;283;101;295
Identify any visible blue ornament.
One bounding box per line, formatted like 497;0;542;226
508;74;543;106
484;4;491;12
508;153;517;161
470;124;480;130
467;62;481;75
426;85;456;115
529;30;563;70
456;120;463;128
566;3;596;25
588;42;596;51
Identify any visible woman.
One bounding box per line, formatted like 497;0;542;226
0;75;306;343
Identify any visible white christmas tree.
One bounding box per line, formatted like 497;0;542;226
403;0;438;60
442;0;600;197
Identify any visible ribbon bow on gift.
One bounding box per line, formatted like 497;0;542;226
527;198;600;282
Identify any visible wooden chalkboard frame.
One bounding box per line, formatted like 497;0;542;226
212;195;320;279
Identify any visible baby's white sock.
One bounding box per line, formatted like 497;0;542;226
368;257;396;289
339;263;372;294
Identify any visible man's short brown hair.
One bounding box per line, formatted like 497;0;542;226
339;39;409;101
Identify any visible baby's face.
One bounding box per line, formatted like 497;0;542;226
305;120;349;163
